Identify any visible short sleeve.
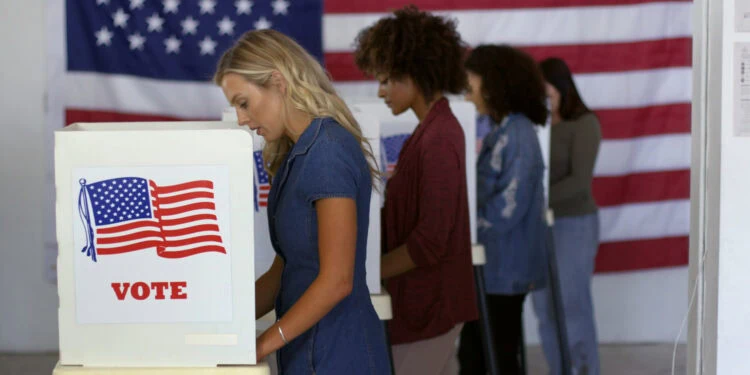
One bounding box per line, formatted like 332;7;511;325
300;134;362;204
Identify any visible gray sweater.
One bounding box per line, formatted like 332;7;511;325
549;112;602;217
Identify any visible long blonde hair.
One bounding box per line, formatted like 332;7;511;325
214;29;380;186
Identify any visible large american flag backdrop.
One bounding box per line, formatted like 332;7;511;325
49;0;691;273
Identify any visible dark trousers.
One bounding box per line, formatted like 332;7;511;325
458;293;527;375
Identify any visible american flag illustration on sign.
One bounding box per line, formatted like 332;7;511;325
253;151;271;211
77;176;226;262
381;134;410;177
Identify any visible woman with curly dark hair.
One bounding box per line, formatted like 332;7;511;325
458;45;549;375
354;6;478;374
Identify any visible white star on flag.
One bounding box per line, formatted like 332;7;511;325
128;33;146;50
254;17;272;30
271;0;290;16
163;0;180;14
112;9;130;28
181;16;199;35
95;26;113;46
199;0;217;15
199;36;217;55
146;13;164;32
235;0;253;15
129;0;145;10
164;36;181;54
96;0;110;5
217;16;235;35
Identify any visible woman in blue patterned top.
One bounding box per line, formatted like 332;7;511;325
458;45;549;375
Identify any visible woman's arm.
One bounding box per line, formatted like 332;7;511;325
256;197;357;361
381;244;416;280
255;255;284;320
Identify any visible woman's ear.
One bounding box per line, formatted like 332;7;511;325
270;71;288;96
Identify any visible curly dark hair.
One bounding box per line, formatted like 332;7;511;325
465;45;548;125
353;5;467;101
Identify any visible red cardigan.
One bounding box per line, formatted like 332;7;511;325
383;98;478;345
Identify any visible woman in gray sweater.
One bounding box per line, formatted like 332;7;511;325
532;57;602;375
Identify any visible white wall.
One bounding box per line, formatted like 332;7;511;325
689;0;750;373
714;0;750;372
0;1;59;351
524;267;688;345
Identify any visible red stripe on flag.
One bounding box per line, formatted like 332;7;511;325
157;191;215;205
595;236;688;272
96;231;162;245
96;230;163;245
96;220;159;234
164;235;223;248
597;103;690;140
325;39;691;82
151;180;214;194
325;0;690;13
96;240;164;254
593;169;690;207
157;202;216;217
161;224;220;238
521;38;691;74
156;245;226;258
160;214;218;227
65;109;187;126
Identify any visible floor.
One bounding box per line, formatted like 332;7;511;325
1;344;686;375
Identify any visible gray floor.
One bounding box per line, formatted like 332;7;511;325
1;344;686;375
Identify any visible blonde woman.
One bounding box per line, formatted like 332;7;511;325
214;29;391;374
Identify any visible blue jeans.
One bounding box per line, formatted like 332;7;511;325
532;213;600;375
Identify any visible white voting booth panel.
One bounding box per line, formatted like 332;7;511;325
348;100;480;243
348;98;551;243
55;122;257;367
221;109;383;295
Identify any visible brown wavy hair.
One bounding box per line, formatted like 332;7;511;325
464;45;548;125
214;29;380;185
540;57;591;120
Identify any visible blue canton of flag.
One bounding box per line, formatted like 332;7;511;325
66;0;323;82
85;177;153;225
253;151;270;211
381;134;411;176
77;176;226;262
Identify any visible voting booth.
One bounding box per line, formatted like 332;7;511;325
54;121;265;371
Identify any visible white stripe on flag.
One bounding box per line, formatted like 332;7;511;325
323;2;693;52
332;67;691;110
576;68;692;110
595;134;691;177
65;69;690;119
599;199;690;243
65;71;227;119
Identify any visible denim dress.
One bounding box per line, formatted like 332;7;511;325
266;117;391;374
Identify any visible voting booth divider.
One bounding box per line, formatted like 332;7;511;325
53;121;268;373
227;100;480;331
51;99;548;373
